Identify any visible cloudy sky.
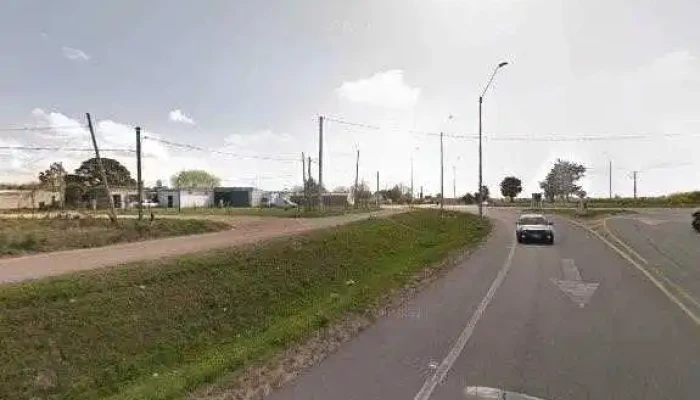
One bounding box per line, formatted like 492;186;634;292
1;0;699;197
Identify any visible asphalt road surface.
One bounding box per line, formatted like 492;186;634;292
604;209;700;322
267;209;700;400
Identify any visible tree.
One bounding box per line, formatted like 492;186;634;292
539;159;586;202
500;176;522;202
378;184;411;204
38;162;67;208
304;177;326;195
353;181;371;200
474;185;490;202
171;170;220;189
461;192;476;204
75;158;136;188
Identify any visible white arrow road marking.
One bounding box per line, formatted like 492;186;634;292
551;259;599;308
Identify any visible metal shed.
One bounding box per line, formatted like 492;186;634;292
214;187;263;207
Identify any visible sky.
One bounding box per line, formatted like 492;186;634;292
1;0;699;197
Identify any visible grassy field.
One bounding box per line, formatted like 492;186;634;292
0;218;230;256
0;210;490;400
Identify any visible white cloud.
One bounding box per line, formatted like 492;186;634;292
0;109;174;185
61;46;90;61
31;108;88;139
168;109;195;125
336;70;420;109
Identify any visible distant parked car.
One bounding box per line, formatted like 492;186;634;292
269;197;297;210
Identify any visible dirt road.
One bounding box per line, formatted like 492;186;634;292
0;209;402;284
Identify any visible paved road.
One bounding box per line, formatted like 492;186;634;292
0;209;400;284
604;209;700;319
267;209;700;400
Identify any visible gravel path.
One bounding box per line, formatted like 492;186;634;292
0;209;402;284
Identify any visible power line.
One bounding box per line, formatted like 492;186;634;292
0;125;87;132
324;115;700;142
0;145;135;153
142;136;299;162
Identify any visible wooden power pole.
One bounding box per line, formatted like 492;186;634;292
376;171;379;207
318;116;324;211
609;160;613;199
354;148;359;208
440;132;444;211
302;152;307;209
86;113;117;224
136;126;143;221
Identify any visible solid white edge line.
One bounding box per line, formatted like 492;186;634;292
414;242;517;400
567;218;700;327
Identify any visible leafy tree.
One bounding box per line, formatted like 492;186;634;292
474;185;490;202
38;162;67;208
500;176;523;202
539;159;586;201
378;184;411;204
38;162;66;190
353;181;372;200
461;192;476;204
304;177;327;194
75;158;136;188
64;182;86;207
171;170;220;189
539;177;556;202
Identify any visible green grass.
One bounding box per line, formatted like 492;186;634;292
0;210;490;400
117;205;382;218
524;208;637;219
0;218;230;256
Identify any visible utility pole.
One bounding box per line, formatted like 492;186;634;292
136;126;143;221
302;152;306;183
477;61;508;218
354;148;360;209
86;113;117;224
308;156;312;181
440;132;444;211
376;171;379;207
453;165;456;199
302;152;307;210
58;161;65;210
410;156;414;204
609;160;613;199
318;116;324;211
633;171;638;199
478;96;483;217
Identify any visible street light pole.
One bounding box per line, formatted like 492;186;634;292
477;61;508;218
478;96;483;218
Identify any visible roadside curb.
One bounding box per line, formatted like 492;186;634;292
563;217;700;327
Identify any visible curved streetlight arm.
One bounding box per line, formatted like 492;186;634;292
480;62;509;99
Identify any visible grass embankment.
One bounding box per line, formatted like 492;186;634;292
0;218;230;256
0;210;490;400
119;205;383;218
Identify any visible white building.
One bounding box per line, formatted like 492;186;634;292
156;188;214;209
